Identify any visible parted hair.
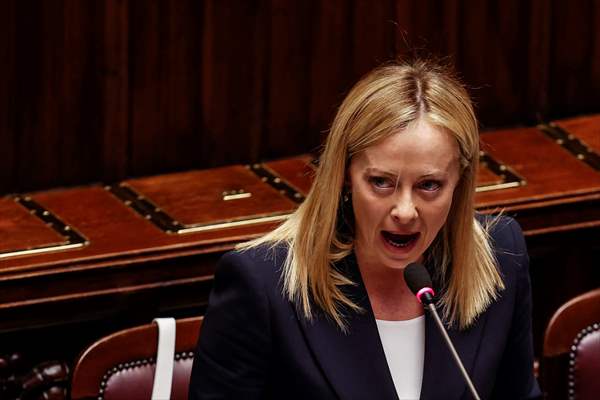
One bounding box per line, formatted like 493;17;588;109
240;59;504;330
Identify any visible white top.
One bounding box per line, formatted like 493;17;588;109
375;316;425;400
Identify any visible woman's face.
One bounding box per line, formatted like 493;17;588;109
348;119;461;271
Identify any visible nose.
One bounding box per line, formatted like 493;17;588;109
390;191;418;224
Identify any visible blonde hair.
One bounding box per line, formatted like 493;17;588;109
241;59;504;330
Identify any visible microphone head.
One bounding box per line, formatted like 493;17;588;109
404;262;435;304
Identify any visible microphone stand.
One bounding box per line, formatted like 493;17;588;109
426;302;481;400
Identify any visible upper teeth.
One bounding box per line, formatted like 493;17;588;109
385;233;414;247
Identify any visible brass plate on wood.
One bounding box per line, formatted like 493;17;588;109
109;161;307;235
476;152;526;193
0;197;88;260
538;123;600;171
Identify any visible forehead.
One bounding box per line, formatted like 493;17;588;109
351;119;459;173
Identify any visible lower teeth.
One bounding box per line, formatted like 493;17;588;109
388;238;410;247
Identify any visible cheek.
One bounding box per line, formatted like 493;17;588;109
351;192;371;226
422;191;455;228
351;191;387;233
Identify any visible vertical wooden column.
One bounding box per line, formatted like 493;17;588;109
0;0;16;193
200;1;269;167
264;0;314;159
102;0;130;183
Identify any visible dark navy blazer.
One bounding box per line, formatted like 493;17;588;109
189;217;542;399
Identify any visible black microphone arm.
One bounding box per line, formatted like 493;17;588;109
423;296;481;400
404;263;481;400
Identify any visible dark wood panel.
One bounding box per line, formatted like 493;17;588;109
13;0;62;191
477;128;600;208
547;0;600;118
0;198;65;253
307;0;355;146
0;0;17;194
101;0;130;182
12;1;106;192
351;0;396;83
264;0;314;159
2;0;600;196
125;166;297;225
555;114;600;154
456;0;549;126
393;0;461;57
129;0;204;176
200;0;269;167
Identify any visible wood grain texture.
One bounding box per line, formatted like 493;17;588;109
476;165;503;187
554;114;600;154
129;0;204;176
101;0;130;182
547;0;600;119
0;198;66;253
477;127;600;207
200;0;268;167
0;0;17;194
125;165;297;225
2;0;600;197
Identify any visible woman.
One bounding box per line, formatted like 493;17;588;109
189;60;541;399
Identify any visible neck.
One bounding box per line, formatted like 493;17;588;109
354;243;424;321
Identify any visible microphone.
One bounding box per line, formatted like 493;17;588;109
404;263;481;400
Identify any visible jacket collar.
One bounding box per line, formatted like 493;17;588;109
295;252;488;400
295;253;399;399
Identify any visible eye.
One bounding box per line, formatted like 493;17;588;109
368;176;395;190
418;180;442;192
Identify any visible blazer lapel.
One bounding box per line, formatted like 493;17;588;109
420;308;489;400
296;255;399;400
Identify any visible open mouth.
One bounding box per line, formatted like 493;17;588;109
381;231;420;248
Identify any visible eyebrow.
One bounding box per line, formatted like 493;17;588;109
365;167;448;179
365;167;397;177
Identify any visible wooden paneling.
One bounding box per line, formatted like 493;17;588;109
9;1;106;193
554;115;600;153
102;0;129;182
0;198;65;252
265;1;315;159
129;0;204;175
0;0;17;193
547;0;600;118
200;1;269;167
2;0;600;195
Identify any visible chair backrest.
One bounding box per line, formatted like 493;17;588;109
71;317;202;400
542;288;600;400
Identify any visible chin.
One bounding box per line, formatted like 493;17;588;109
380;255;415;270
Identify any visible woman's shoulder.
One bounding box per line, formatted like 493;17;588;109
476;213;529;287
223;241;289;265
476;213;526;257
216;242;289;286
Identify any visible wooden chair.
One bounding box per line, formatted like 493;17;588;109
71;317;202;400
541;288;600;400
